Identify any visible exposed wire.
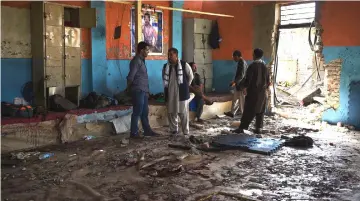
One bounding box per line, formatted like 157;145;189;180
309;20;321;81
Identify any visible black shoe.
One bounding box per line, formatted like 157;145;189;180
254;129;261;134
130;134;144;139
143;131;160;137
224;112;234;118
171;131;178;135
232;128;244;134
197;118;204;124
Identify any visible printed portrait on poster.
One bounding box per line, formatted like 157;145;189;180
131;8;163;55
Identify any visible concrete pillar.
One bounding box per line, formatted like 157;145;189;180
91;1;107;94
172;1;184;58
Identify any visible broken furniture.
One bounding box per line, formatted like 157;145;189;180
30;2;96;109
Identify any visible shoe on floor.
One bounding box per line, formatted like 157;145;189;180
196;118;204;124
130;134;144;139
224;112;234;118
232;128;244;134
254;129;262;134
143;131;160;137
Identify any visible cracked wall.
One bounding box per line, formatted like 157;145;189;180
323;59;341;109
320;2;360;129
0;1;92;102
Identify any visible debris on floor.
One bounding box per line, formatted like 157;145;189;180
2;103;360;201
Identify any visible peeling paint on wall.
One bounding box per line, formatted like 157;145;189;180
0;2;91;59
1;6;32;58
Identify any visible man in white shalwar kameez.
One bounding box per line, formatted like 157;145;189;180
162;48;194;135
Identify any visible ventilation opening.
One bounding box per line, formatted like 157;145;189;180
280;2;316;26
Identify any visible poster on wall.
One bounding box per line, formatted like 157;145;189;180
131;8;163;56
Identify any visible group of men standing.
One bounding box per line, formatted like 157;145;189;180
126;41;270;139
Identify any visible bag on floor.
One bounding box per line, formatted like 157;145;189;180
80;92;113;109
1;102;34;118
49;94;77;112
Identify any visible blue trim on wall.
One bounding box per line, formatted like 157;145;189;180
1;58;92;103
212;58;270;93
322;46;360;128
172;1;184;57
81;59;92;97
1;58;32;102
349;81;360;129
106;60;167;95
212;60;238;93
91;1;107;95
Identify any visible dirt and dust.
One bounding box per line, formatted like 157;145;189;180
2;105;360;201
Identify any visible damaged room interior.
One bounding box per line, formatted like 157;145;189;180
1;0;360;200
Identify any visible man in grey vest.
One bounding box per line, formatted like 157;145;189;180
225;50;248;118
162;48;194;135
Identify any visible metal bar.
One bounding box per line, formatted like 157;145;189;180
281;11;315;16
107;0;234;18
278;23;312;29
156;6;234;18
281;17;314;22
135;0;141;47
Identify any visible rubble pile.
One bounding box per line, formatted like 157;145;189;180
2;106;360;201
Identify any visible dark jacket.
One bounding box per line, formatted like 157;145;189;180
234;58;248;91
163;60;190;102
127;55;149;92
209;20;220;49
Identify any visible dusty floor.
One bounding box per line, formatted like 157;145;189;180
2;105;360;201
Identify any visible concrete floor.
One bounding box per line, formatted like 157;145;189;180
2;105;360;201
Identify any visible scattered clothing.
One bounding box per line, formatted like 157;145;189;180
284;135;314;148
209;20;221;49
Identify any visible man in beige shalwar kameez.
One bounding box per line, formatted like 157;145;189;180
162;48;194;135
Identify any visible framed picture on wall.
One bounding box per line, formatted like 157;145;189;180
131;8;163;56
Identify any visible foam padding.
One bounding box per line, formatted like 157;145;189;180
211;134;284;155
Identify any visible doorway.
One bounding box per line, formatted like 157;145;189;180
276;2;319;88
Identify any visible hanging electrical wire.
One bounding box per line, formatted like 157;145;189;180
308;20;321;81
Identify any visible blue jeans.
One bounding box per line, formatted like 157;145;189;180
130;90;151;135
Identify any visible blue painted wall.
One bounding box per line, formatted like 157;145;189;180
212;58;270;93
91;1;107;95
1;59;32;102
172;0;184;56
322;46;360;128
1;59;92;102
105;60;167;95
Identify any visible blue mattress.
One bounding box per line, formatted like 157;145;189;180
211;134;285;155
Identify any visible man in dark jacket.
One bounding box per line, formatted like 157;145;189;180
224;50;248;118
233;48;270;134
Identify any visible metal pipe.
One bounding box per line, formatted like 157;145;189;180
107;0;235;18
